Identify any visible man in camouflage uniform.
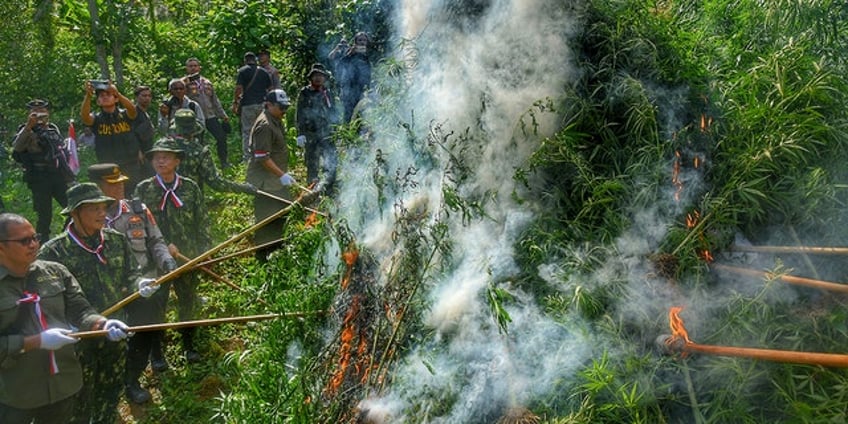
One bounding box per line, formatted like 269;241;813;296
134;138;210;362
0;213;128;424
12;99;74;242
168;108;256;196
38;183;155;423
88;163;177;403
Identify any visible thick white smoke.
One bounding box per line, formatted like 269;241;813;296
334;0;588;422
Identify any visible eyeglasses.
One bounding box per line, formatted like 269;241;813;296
1;234;41;246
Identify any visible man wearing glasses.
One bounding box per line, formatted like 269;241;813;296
0;213;128;424
157;78;205;136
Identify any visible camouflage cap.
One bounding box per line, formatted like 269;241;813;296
61;182;116;215
146;137;185;159
87;163;129;184
171;108;203;136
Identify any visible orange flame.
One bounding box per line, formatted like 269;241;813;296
686;210;700;229
340;247;359;290
327;295;361;395
668;306;692;344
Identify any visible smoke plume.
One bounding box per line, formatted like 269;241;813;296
333;0;587;422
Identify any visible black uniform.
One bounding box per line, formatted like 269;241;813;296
12;123;74;241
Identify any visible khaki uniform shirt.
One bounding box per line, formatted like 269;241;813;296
0;261;103;408
247;110;290;195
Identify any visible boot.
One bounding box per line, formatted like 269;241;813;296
181;328;201;363
126;381;152;404
125;371;152;404
150;332;169;373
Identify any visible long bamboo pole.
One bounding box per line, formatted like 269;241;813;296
711;263;848;294
257;190;328;217
730;245;848;255
70;311;326;339
661;335;848;368
192;237;286;268
174;252;269;307
100;193;312;316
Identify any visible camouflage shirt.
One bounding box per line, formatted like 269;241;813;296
38;226;142;320
106;198;173;276
0;260;103;409
133;173;211;258
173;135;255;194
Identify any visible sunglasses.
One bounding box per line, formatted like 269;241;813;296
1;234;41;246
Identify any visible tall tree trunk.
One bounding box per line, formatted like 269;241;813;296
87;0;110;80
111;0;136;89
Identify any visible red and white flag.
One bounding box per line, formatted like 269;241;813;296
66;121;80;175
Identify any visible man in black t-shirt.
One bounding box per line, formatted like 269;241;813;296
80;80;141;196
232;52;273;161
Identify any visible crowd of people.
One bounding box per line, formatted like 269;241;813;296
1;32;372;423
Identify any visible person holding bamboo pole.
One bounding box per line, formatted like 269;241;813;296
88;163;177;403
247;89;295;262
38;184;149;424
0;213;128;424
134;137;210;363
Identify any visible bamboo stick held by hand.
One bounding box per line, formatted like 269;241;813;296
70;311;326;339
101;194;313;316
174;252;270;307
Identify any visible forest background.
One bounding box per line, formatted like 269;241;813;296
2;1;848;423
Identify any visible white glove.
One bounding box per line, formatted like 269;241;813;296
279;173;296;187
138;278;160;298
104;319;129;341
296;135;307;148
39;328;79;350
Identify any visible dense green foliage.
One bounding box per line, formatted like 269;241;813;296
3;0;848;423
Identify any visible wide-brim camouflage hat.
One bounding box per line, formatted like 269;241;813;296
61;182;116;215
146;137;185;159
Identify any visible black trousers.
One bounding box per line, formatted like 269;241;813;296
205;117;229;166
25;171;69;242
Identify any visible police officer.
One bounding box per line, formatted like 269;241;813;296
39;183;157;423
88;163;177;403
248;89;294;262
12;99;74;242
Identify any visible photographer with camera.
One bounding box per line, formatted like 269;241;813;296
80;79;141;196
157;78;205;136
12;99;74;242
183;58;231;168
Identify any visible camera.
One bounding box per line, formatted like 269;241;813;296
89;79;110;91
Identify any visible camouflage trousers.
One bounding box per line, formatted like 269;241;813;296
69;339;126;424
